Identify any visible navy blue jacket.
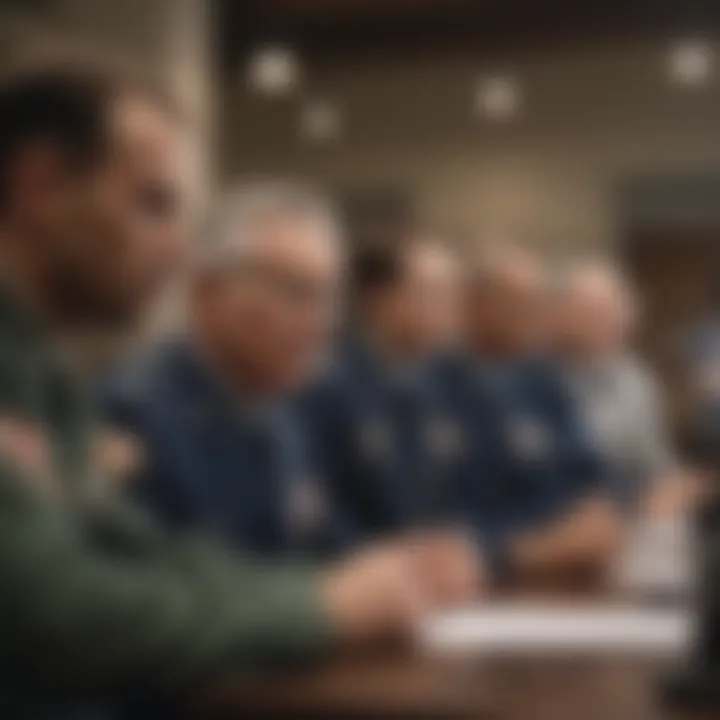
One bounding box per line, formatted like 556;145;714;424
302;342;468;539
98;339;344;559
446;354;605;557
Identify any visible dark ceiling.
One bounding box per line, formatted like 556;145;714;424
218;0;720;74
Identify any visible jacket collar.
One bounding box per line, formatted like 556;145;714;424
168;337;282;430
343;337;434;394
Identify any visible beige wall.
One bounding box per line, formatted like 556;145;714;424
224;40;720;253
0;0;214;185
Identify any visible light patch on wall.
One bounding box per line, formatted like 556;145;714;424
668;41;715;87
246;45;301;96
474;75;523;121
300;100;342;143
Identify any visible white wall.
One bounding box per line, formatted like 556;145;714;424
224;40;720;253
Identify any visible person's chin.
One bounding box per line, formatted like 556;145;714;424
91;295;146;331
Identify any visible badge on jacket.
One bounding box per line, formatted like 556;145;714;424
508;415;552;460
425;417;464;462
357;417;393;463
287;477;325;534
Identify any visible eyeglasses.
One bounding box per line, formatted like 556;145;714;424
233;262;339;310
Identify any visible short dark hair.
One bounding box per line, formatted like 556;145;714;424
352;241;405;296
351;226;460;297
0;64;178;208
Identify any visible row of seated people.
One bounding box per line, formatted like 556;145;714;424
97;182;696;588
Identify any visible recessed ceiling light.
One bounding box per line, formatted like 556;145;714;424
475;76;523;121
246;45;300;96
300;100;341;142
669;41;714;87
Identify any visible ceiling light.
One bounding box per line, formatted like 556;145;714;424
475;76;523;121
247;45;300;96
300;100;341;142
669;41;714;87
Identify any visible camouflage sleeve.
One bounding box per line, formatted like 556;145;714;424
0;457;332;695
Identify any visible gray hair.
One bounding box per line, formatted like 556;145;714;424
554;257;639;320
196;181;341;270
554;257;627;294
469;241;544;290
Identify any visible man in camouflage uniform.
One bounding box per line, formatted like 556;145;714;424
0;66;449;717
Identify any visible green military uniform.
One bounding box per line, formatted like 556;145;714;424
0;285;331;716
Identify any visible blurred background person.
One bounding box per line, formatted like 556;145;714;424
452;244;620;582
100;182;351;559
553;260;701;518
306;232;464;534
304;231;482;599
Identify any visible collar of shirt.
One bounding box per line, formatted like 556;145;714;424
351;336;433;392
0;280;89;401
561;355;626;396
173;338;282;432
472;355;523;393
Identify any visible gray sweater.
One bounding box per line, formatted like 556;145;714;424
561;355;675;512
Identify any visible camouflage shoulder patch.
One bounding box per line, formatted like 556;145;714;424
0;417;57;498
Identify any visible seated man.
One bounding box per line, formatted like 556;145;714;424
553;260;700;518
100;183;350;558
452;244;620;580
304;231;469;539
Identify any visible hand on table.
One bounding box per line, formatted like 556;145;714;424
405;530;485;607
645;470;711;519
560;501;622;560
321;531;484;645
511;499;623;576
322;544;427;644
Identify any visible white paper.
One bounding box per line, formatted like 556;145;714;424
421;604;691;656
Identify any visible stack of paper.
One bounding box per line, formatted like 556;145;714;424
421;605;691;656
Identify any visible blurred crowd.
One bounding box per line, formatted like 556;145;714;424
0;63;713;719
98;182;704;587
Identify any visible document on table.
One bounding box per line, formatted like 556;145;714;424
420;604;692;656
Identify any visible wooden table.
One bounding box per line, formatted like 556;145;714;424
200;585;717;719
201;634;720;718
203;649;488;718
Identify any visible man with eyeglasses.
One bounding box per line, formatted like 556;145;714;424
101;182;351;558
